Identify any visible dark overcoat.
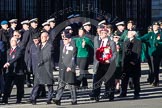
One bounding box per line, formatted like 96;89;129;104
6;46;24;75
122;38;142;77
59;41;76;84
28;43;40;76
36;42;54;85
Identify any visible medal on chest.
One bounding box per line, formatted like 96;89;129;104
157;33;161;40
12;54;15;59
66;50;69;54
65;46;73;54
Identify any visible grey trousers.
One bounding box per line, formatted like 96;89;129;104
56;81;77;102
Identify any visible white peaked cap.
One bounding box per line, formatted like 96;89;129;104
65;26;72;30
29;18;38;23
42;22;50;26
115;21;125;26
83;22;91;26
98;20;106;26
21;20;29;25
9;19;18;23
47;18;55;22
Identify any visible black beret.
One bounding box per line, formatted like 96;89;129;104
64;33;72;39
32;33;40;39
79;27;86;32
152;21;160;26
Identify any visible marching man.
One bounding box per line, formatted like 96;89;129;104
90;28;117;101
53;33;77;105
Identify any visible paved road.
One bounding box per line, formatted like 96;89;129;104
0;63;162;108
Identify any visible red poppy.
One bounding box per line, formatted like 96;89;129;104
96;46;112;63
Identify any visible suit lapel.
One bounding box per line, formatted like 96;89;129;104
41;42;48;50
96;37;101;48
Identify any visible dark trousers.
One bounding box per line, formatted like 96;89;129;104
153;55;162;84
0;73;5;94
30;84;53;101
55;81;76;102
38;85;46;97
147;56;154;83
76;57;89;87
3;74;24;102
76;74;88;87
91;63;114;97
25;72;32;85
32;75;46;97
105;75;115;96
121;74;140;96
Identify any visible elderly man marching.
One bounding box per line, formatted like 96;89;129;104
89;28;117;102
1;37;24;104
53;33;77;105
28;32;54;105
120;30;142;99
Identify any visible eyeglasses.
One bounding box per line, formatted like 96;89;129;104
11;22;17;24
113;37;119;38
13;35;19;36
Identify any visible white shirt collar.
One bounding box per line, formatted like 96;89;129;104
11;27;15;30
65;43;70;47
154;31;158;34
41;42;47;48
101;38;109;47
129;37;134;41
11;46;16;50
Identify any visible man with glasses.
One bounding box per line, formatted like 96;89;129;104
90;28;116;102
53;33;77;105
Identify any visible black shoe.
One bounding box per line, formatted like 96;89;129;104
82;86;88;89
53;99;61;105
152;82;159;87
109;94;114;101
89;94;95;100
16;100;21;104
147;78;152;84
54;68;58;71
89;95;99;102
27;83;32;88
134;95;140;99
101;93;114;101
115;89;120;94
129;84;134;90
95;97;99;102
75;86;80;90
47;100;52;104
32;100;36;105
109;97;114;101
27;99;32;104
71;101;77;105
118;94;126;98
101;94;109;99
27;99;36;105
0;100;8;104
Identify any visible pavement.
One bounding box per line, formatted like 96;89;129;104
0;63;162;108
